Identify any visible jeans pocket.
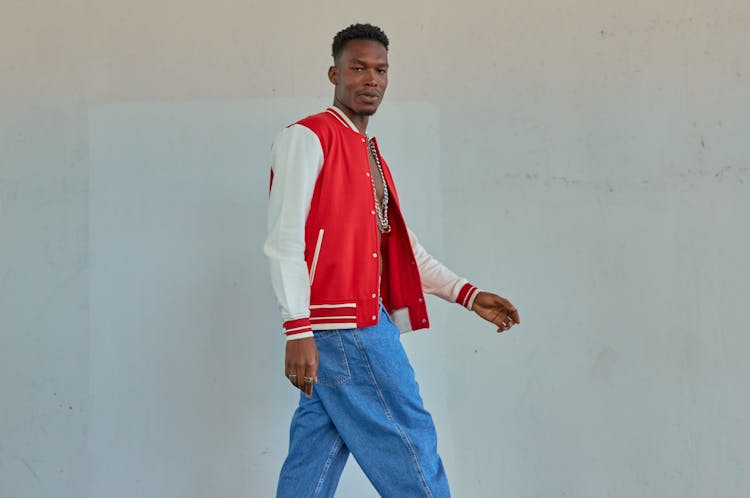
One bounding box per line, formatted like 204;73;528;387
313;330;351;387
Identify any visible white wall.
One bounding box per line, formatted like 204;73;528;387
1;1;749;497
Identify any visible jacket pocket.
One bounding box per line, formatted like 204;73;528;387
309;228;324;286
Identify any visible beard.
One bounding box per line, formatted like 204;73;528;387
333;96;382;119
354;101;381;116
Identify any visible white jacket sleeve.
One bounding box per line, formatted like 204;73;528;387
263;124;323;340
407;227;480;310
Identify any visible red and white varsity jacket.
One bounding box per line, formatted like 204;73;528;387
264;106;480;341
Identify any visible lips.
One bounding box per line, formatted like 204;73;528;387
359;93;380;103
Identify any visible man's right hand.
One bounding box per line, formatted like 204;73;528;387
285;337;319;397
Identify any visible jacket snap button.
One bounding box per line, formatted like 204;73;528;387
366;172;370;177
372;293;377;298
418;297;423;303
372;252;377;258
372;315;377;320
421;318;427;323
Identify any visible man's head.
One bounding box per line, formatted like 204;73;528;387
328;23;389;120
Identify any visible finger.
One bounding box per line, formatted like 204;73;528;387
496;304;513;325
286;356;300;388
291;367;305;390
498;314;512;333
491;313;507;332
303;366;316;398
297;369;308;391
499;299;519;324
291;372;302;390
286;372;298;388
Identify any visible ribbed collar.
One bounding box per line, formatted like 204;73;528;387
326;105;371;136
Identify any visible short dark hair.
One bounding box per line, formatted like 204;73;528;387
331;23;389;61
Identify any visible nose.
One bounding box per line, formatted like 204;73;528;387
365;68;378;86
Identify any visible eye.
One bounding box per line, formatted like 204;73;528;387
352;67;364;72
377;69;387;74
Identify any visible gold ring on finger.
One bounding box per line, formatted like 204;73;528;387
303;376;314;383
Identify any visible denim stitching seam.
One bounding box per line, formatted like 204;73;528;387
313;435;343;497
317;332;351;387
351;329;434;498
337;332;351;383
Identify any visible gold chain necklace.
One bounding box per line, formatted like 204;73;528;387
367;138;391;234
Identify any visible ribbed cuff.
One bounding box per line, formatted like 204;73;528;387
456;283;480;310
286;331;314;341
283;317;313;340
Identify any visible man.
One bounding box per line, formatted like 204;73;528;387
264;23;519;498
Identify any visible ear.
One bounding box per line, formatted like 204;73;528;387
328;65;337;85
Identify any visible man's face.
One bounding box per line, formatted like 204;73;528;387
329;39;389;118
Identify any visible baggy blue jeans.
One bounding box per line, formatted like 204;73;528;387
276;303;451;497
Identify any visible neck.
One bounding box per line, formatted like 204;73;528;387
333;100;369;134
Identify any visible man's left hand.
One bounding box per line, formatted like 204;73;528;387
471;291;520;333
